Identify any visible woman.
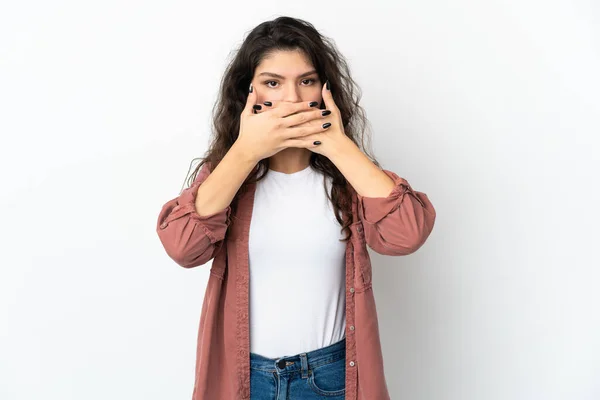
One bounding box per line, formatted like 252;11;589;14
156;16;436;400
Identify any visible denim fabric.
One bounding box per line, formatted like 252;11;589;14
250;337;346;399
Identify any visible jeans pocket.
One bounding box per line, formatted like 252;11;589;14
307;357;346;397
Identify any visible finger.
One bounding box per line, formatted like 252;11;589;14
284;132;324;149
281;108;328;128
242;83;257;116
253;100;272;114
283;119;332;139
270;100;319;118
321;80;338;114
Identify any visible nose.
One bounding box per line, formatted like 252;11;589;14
282;84;302;103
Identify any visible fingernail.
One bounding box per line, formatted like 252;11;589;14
249;83;253;93
321;110;331;116
313;141;321;145
253;105;262;110
309;101;319;107
322;122;331;129
326;80;330;90
263;101;272;106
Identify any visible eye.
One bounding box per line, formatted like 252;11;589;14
263;79;317;88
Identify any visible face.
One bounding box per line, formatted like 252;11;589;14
251;49;322;107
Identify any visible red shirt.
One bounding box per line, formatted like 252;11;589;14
157;162;436;399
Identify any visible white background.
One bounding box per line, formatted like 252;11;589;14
1;1;599;399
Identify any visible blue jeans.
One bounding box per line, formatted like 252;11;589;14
250;337;346;399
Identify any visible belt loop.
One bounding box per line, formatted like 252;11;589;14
300;353;309;379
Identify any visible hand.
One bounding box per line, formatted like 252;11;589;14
284;81;349;158
235;87;333;163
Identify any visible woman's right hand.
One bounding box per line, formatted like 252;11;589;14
235;86;332;163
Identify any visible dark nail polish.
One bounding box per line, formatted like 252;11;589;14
263;101;272;106
313;141;321;145
253;105;262;110
309;101;319;107
249;83;253;93
322;122;331;129
321;110;331;116
326;80;330;90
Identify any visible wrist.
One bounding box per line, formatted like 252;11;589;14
231;141;259;167
329;136;356;162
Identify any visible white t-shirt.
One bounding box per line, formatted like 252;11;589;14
248;164;347;358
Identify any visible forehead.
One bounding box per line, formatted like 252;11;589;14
255;50;315;76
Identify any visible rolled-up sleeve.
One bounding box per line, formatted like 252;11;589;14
156;162;231;268
357;169;436;256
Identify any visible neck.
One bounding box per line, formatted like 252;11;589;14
268;148;312;174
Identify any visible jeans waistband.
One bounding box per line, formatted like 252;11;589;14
250;337;346;375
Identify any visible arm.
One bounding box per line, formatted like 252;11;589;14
329;138;436;256
313;82;435;255
156;143;257;268
356;169;436;256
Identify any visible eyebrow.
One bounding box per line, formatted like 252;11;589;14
257;70;318;79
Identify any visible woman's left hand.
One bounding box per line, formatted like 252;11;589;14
286;80;351;158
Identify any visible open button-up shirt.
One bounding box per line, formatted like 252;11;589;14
157;162;436;399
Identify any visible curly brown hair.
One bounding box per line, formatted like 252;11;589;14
183;16;381;242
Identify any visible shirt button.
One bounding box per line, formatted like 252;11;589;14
159;222;167;229
349;325;355;331
349;287;355;293
349;361;355;367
